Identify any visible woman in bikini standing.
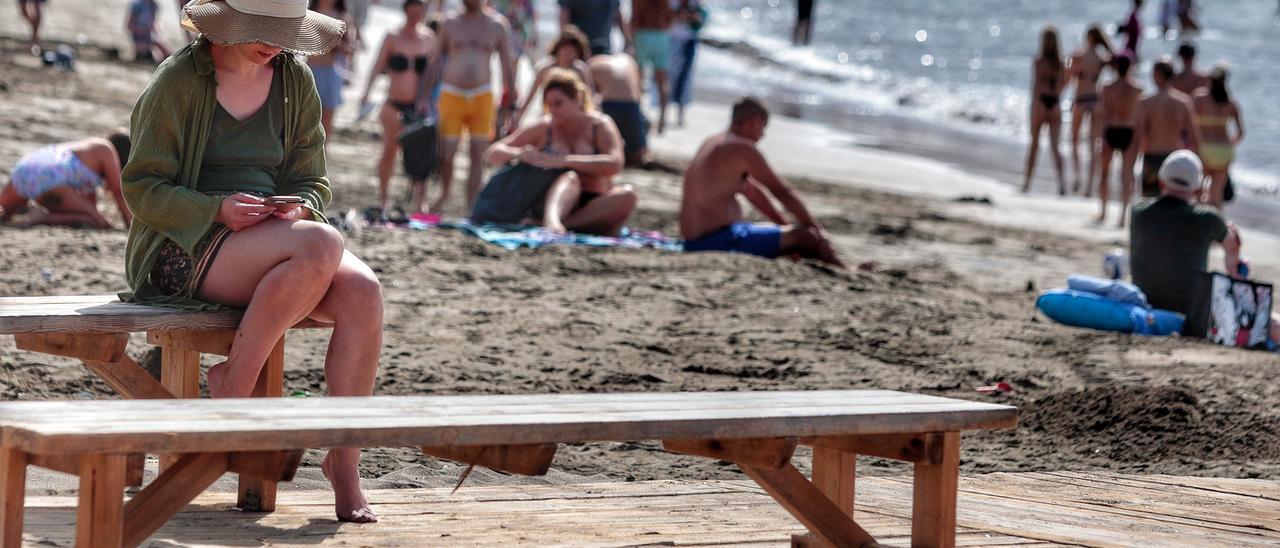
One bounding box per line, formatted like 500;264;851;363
1068;25;1112;196
1096;54;1143;226
485;69;635;236
1193;66;1244;208
359;0;435;216
1022;26;1067;195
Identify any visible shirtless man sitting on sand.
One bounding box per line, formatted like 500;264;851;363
1135;58;1200;198
588;53;650;166
681;97;845;268
420;0;515;212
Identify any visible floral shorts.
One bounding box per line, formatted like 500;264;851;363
150;225;234;296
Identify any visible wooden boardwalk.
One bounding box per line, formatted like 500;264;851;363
16;472;1280;546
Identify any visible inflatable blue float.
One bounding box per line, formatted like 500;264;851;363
1036;284;1184;336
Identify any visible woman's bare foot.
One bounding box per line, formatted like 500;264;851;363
322;450;378;523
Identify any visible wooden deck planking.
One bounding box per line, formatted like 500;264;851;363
14;473;1280;547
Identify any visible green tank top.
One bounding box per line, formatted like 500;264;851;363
197;65;285;195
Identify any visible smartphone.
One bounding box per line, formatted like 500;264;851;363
265;195;305;206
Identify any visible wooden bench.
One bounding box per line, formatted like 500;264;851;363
0;294;328;513
0;390;1017;547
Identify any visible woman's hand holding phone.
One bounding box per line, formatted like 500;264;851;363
266;195;310;220
215;193;275;231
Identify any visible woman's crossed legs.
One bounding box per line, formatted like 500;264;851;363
198;217;384;523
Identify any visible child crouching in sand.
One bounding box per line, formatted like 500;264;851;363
0;132;133;229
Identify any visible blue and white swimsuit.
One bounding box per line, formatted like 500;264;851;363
10;145;103;200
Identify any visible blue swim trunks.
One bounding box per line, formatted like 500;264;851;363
683;222;782;258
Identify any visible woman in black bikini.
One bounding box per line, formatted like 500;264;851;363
358;0;434;216
485;69;635;236
1068;25;1112;196
1022;25;1067;195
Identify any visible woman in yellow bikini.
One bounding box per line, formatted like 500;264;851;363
1193;65;1244;208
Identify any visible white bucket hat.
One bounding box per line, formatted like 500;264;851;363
181;0;346;56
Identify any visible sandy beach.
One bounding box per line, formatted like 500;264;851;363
3;0;1280;498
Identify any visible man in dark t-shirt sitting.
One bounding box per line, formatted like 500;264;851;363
1129;150;1242;316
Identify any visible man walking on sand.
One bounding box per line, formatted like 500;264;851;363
1135;58;1200;198
629;0;672;134
681;97;845;268
420;0;515;213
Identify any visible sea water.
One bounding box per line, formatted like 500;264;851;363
524;0;1280;230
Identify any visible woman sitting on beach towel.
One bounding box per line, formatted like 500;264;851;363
121;0;381;523
0;132;133;229
484;69;635;236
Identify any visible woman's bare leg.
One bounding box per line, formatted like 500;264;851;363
197;218;345;397
1205;170;1227;208
1047;109;1067;195
542;172;582;233
1022;108;1045;192
1070;106;1085;192
308;251;383;523
1118;145;1139;227
376;105;401;213
1097;145;1114;223
1084;117;1101;197
563;185;638;236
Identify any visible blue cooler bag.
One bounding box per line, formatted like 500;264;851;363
1036;289;1184;335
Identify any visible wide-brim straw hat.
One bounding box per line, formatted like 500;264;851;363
181;0;346;56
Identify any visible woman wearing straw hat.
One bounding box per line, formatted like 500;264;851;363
121;0;380;523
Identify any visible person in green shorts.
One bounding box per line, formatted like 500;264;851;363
629;0;671;134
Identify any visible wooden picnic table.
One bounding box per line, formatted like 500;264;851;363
0;390;1018;547
0;294;328;513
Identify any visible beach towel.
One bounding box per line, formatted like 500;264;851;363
1066;275;1150;308
440;220;683;252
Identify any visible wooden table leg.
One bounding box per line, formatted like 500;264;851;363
76;454;127;548
0;448;27;548
742;463;876;547
911;432;960;548
793;447;857;547
157;345;201;473
238;336;285;512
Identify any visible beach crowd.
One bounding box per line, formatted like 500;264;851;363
1020;0;1278;341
